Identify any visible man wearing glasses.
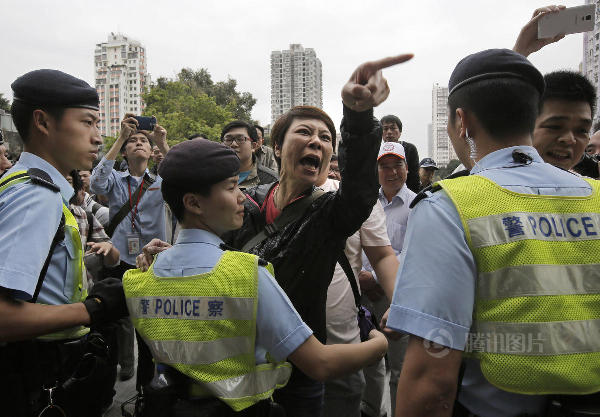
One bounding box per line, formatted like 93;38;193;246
220;121;278;190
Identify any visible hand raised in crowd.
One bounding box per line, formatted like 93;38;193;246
86;241;113;256
341;53;413;112
135;238;172;271
513;5;566;57
119;115;138;142
148;117;170;155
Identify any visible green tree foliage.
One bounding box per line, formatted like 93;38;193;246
141;68;257;144
0;93;10;112
434;159;462;180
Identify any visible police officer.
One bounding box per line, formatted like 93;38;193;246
386;49;600;417
123;139;388;416
0;69;128;416
418;157;438;191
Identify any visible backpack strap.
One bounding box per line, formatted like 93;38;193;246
241;187;326;252
105;172;155;237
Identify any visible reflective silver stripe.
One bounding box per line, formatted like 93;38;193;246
127;296;254;320
201;363;292;399
468;212;600;248
468;319;600;356
478;264;600;300
148;337;253;365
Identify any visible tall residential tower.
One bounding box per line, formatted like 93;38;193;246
94;33;149;137
271;44;323;124
431;83;457;166
583;0;600;126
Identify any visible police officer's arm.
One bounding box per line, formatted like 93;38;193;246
0;289;91;342
395;335;462;417
363;244;398;301
288;330;388;382
513;5;566;57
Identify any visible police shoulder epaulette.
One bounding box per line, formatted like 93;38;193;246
258;258;268;267
409;169;471;209
27;168;60;192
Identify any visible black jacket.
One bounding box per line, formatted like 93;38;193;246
224;106;381;383
401;140;420;193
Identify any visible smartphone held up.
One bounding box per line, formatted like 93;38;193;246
538;4;596;39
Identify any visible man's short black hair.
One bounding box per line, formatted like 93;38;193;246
11;101;65;142
188;133;208;140
381;115;402;131
220;120;258;142
448;78;540;140
540;71;596;116
254;124;264;136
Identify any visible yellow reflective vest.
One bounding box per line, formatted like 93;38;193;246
0;170;89;340
123;250;292;411
439;174;600;395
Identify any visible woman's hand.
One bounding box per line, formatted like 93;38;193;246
342;54;413;112
135;238;171;271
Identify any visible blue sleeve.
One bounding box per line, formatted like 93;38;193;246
0;182;62;299
90;157;117;195
256;266;313;362
386;191;476;351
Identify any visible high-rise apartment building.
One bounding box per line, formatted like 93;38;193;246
94;33;149;137
271;44;323;124
431;83;457;166
583;0;600;126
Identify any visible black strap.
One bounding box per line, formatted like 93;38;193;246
241;188;326;252
337;251;361;309
86;210;95;244
105;173;155;237
31;214;65;303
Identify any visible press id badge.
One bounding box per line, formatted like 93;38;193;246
127;234;141;255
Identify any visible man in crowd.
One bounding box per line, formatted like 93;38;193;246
0;69;127;415
0;131;12;177
380;115;420;193
418;158;438;191
78;168;110;227
586;123;600;156
389;48;600;417
150;145;164;175
328;154;341;180
91;114;169;382
319;153;399;417
220;121;278;190
254;123;278;171
360;142;416;417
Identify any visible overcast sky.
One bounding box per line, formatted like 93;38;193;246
1;0;588;157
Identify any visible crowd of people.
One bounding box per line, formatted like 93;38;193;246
1;5;600;417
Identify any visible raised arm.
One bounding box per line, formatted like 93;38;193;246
332;54;413;238
513;5;566;57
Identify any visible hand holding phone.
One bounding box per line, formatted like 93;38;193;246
133;116;157;131
538;4;596;39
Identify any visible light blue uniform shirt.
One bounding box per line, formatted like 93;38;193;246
387;146;593;417
0;152;79;305
153;228;313;363
91;157;166;265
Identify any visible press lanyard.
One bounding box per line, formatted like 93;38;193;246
128;176;145;232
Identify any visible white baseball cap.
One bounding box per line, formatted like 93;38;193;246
377;141;405;161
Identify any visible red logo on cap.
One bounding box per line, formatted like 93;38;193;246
383;143;395;151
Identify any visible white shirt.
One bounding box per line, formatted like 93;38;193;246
321;178;390;344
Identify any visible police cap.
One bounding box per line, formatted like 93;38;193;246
448;49;544;97
11;69;99;111
159;139;240;189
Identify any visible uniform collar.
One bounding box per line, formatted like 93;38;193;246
175;228;224;247
13;152;74;203
471;146;543;175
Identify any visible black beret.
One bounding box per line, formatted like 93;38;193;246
448;49;545;97
11;69;99;111
159;139;240;189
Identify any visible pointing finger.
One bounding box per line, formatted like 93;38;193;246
370;53;414;71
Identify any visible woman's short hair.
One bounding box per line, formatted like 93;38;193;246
270;106;336;169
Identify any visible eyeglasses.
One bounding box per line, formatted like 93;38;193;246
222;134;250;145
